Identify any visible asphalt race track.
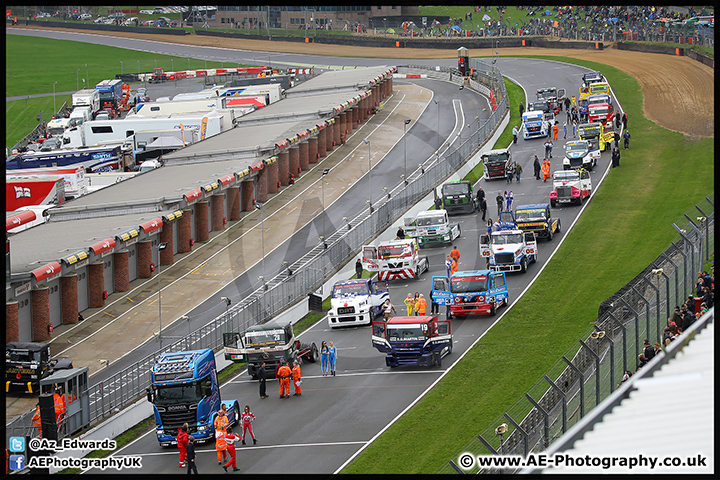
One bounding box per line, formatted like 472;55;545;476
8;29;614;474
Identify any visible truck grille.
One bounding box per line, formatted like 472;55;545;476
495;253;514;264
556;186;572;198
159;409;197;435
338;315;360;323
337;306;355;314
570;158;583;167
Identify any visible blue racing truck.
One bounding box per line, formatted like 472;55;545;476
431;270;509;318
371;315;452;368
147;349;239;447
522;110;548;140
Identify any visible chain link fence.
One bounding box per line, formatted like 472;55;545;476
439;195;714;474
6;58;508;441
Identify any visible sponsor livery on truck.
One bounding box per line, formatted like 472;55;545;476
578;122;614;153
147;349;240;446
403;209;461;248
361;238;430;281
6;145;123;173
550;169;592;207
481;148;511;180
327;278;389;328
431;270;509;318
95;79;124;110
6;177;65;211
563;139;598;171
515;204;561;240
441;180;476;215
6;342;73;393
522;111;548;139
223;323;318;378
579;81;610;101
371;316;452;368
536;87;566;111
479;229;538;273
6;165;87;198
587;102;615;128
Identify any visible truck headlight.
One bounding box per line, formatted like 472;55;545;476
157;429;164;435
197;425;207;431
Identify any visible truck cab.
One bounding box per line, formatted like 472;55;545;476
536;87;566;111
404;209;461;247
582;71;605;86
223;323;318;378
479;229;537;273
550;169;592;207
361;239;429;281
481;148;511;181
371;316;452;368
578;121;613;153
579;81;610;101
563;139;597;171
327;278;389;328
495;210;518;232
522;111;547;139
515;203;561;241
5;342;73;393
431;270;508;317
588;102;615;128
147;349;240;446
441;180;476;214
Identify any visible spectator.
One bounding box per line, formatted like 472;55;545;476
643;339;655;361
515;161;523;182
505;161;515;183
611;147;621;168
544;139;553;158
512;125;519;144
636;353;647;371
496;192;504;215
623;130;631;149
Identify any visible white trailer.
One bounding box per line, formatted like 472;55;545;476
72;88;101;113
7;165;87;198
69;106;93;126
172;83;282;104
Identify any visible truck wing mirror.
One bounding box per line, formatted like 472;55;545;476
146;387;153;403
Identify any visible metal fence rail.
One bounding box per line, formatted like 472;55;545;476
6;58;508;441
439;195;714;474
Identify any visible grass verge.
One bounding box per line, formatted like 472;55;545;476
341;55;713;474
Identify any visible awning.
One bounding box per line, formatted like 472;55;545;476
61;250;88;266
184;188;203;204
31;261;62;283
6;210;36;231
140;218;163;235
116;229;139;242
317;121;327;130
250;161;264;172
276;139;290;150
163;210;183;222
201;182;219;193
219;174;236;187
298;130;309;140
89;238;117;256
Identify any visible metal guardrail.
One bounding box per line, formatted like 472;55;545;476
6;58;508;441
439;195;714;474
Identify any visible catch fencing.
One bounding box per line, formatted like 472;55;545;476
6;58;508;441
439;195;714;474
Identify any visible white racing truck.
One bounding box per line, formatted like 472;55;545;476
550;169;592;207
327;278;389;328
479;229;538;273
403;209;461;248
361;238;429;281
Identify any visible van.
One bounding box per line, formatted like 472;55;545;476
69;106;92;126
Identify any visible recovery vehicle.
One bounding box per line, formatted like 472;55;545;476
327;278;389;328
481;148;511;181
223;322;318;378
431;270;509;318
514;203;561;241
371;316;452;368
403;209;461;248
550;169;592;207
479;229;538;273
147;349;239;446
6;342;73;393
441;180;476;215
361;238;429;281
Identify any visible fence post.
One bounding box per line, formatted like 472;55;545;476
578;339;601;407
673;224;695;288
618;298;641;363
630;284;652;344
562;355;585;418
476;433;500;455
525;394;550;449
638;275;661;344
544;375;567;434
694;205;710;262
683;215;704;268
504;413;530;458
595;325;616;393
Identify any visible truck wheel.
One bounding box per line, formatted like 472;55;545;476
551;200;557;208
232;403;240;427
548;227;554;241
556;220;561;233
308;343;318;363
520;257;527;273
489;303;497;316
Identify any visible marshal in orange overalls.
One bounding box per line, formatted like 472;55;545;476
277;363;292;398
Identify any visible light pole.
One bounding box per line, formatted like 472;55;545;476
221;297;231;330
363;138;372;211
403;119;411;185
157;241;168;349
85;64;88;86
433;99;439;149
321;168;329;245
52;81;57;113
255;202;266;284
120;61;123;75
76;68;80;90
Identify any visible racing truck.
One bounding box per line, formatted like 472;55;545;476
550;169;592;207
6;342;74;393
441;180;476;215
582;71;605;86
563;139;598;171
481;148;511;180
223;322;318;379
327;278;389;328
361;238;429;281
587;101;615;128
522;110;548;140
579;81;610;101
479;229;538;273
403;209;461;248
578;121;613;153
536;87;566;111
371;315;452;368
431;270;509;318
515;203;561;241
495;210;518;231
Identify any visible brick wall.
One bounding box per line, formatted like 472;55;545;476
178;209;193;253
61;274;79;324
227;188;241;221
137;240;153;278
256;166;268;203
308;137;318;164
195;201;209;242
267;162;279;194
241;180;254;211
318;128;327;158
6;300;19;342
278;150;290;186
32;287;50;342
212;194;226;232
289;146;300;177
88;262;105;308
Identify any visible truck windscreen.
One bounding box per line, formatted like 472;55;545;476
417;215;445;226
333;283;369;297
243;329;287;348
516;209;547;221
492;233;524;245
483;154;507;164
387;325;426;342
154;383;203;405
378;246;410;258
450;276;488;293
442;184;468;195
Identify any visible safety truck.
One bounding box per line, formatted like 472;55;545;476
522;110;548;139
563;139;598;171
536;87;566;111
147;349;239;446
403;209;461;248
550;169;592;207
327;278;389;328
441;180;476;214
479;229;538;273
361;238;429;281
515;203;561;241
481;148;511;181
371;316;452;368
223;322;318;379
431;270;509;318
578;121;613;153
6;342;74;393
